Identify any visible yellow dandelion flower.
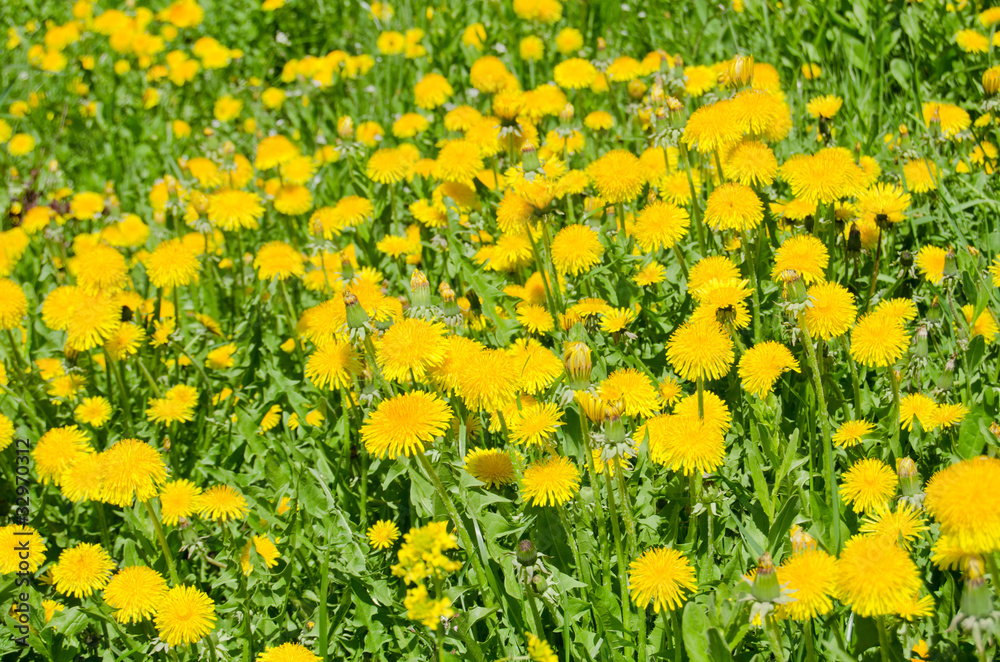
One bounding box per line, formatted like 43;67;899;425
835;535;922;617
666;318;734;382
367;520;401;550
199;484;249;522
925;458;1000;554
521;455;580;506
103;566;168;624
841;458;896;513
154;585;217;646
738;341;799;398
628;547;696;613
52;543;114;598
361;391;452;460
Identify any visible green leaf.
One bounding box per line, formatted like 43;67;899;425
957;406;990;459
707;628;734;662
682;601;711;662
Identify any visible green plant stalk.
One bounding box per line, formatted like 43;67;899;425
876;616;891;662
615;470;638;557
580;409;612;589
318;546;331;660
987;553;1000;596
672;610;683;662
740;228;763;342
696;376;705;420
144;501;180;585
845;341;862;416
526;584;546;638
888;367;902;459
797;317;840;551
603;471;631;629
4;329;42;423
805;618;817;662
416;452;502;624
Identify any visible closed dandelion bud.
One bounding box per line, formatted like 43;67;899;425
409;270;432;308
597;37;606;51
847;223;862;253
899;124;909;137
781;270;808;304
605;410;626;444
337;116;354;139
875;212;891;231
750;553;780;602
516;539;538;566
521;141;542;173
575;390;606;423
943;248;958;279
563;341;592;388
900;250;914;268
984;66;1000;96
560;103;575;122
666;96;683;113
673;54;684;69
532;574;548;593
727;54;754;88
927;298;942;323
440;283;460;320
991;421;1000;438
896;457;922;497
937;357;955;390
344;291;369;329
960;559;993;619
914;325;929;358
339;250;355;281
789;525;817;555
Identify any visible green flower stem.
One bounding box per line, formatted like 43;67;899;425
144;500;180;585
805;618;817;662
523;220;559;328
538;219;563;312
671;245;690;280
672;610;683;662
876;616;891;662
526;584;546;638
797;316;840;552
579;409;612;589
278;279;306;363
696;376;705;420
5;329;43;424
844;340;862;416
416;451;501;623
615;470;638;557
603;471;631;627
740;228;763;342
888;367;902;460
318;546;331;660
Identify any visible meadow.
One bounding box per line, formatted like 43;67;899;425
1;0;1000;660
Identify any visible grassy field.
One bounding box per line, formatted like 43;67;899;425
2;0;1000;660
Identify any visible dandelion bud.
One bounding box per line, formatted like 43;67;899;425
847;223;862;253
914;325;929;358
874;212;891;231
440;283;460;320
960;558;993;619
789;525;817;555
943;247;958;279
337;115;354;139
750;553;780;602
575;390;606;423
990;421;1000;438
666;96;683;113
896;457;922;497
339;250;355;281
727;54;754;88
560;103;575;121
937;357;956;390
899;124;909;137
781;270;808;304
984;65;1000;96
563;341;592;388
927;297;942;323
521;141;542;173
605;409;626;444
899;250;914;268
516;539;538;566
532;574;548;593
409;270;432;308
597;37;606;51
344;291;369;329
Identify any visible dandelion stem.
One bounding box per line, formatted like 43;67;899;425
987;554;1000;595
888;367;902;460
740;228;763;342
580;409;612;589
876;615;891;662
526;583;546;638
318;546;331;660
616;470;638;557
603;472;631;628
797;315;840;551
696;376;705;420
144;500;180;585
805;618;817;662
845;341;862;416
415;451;502;623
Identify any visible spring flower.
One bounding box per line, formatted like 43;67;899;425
155;585;217;646
199;485;249;522
0;525;47;574
738;342;799;397
464;448;517;488
361;391;452;459
52;543;115;598
666;318;734;382
159;479;203;526
521;455;580;506
367;520;401;550
835;535;922;617
104;566;169;624
629;547;697;613
925;458;1000;554
841;458;896;513
832;419;874;448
